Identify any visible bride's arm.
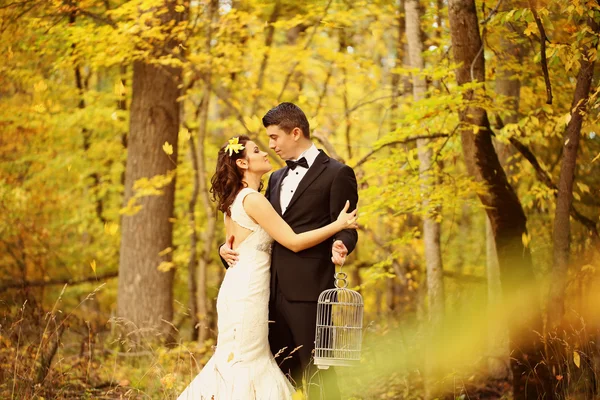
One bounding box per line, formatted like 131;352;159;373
243;193;357;253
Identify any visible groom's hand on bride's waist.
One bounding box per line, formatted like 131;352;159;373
220;235;239;268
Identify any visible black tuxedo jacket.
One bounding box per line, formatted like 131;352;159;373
266;150;358;302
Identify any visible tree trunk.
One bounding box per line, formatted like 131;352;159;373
390;0;405;135
485;217;510;379
196;91;216;344
117;2;182;343
187;133;200;341
487;8;523;379
339;30;353;159
405;0;444;327
251;0;280;117
70;11;105;226
386;277;396;313
548;13;600;330
406;1;445;397
447;0;552;398
195;0;218;345
384;0;406;321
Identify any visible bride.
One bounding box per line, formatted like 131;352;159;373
178;136;358;400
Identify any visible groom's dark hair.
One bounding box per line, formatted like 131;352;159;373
262;102;310;139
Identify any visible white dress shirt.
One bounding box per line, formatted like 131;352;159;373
280;144;320;214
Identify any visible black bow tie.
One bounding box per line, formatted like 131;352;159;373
286;157;309;170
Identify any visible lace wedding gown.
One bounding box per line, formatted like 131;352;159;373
178;188;295;400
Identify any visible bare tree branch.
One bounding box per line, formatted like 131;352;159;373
497;114;599;241
443;270;486;283
352;133;449;168
528;0;553;104
313;62;334;119
78;10;117;28
347;95;398;115
0;0;36;10
509;136;599;240
361;226;408;285
311;130;344;162
0;271;118;292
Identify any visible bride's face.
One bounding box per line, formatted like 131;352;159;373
244;141;272;174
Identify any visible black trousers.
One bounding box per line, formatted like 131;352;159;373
269;281;341;400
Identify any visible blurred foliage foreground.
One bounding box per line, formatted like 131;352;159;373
2;269;600;399
2;0;600;398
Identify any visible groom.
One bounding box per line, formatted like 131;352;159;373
223;102;358;399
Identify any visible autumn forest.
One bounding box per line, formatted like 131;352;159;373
1;0;600;399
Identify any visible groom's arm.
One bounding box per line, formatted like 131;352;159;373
218;236;237;269
330;165;359;255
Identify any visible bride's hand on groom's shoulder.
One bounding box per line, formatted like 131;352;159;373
335;200;358;231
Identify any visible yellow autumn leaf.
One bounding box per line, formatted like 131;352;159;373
157;261;175;272
522;232;531;248
576;182;590;194
104;222;119;236
292;389;306;400
114;80;125;96
120;198;142;216
180;127;191;141
227;352;234;362
524;22;537;36
582;264;596;273
158;247;173;256
160;373;176;389
175;5;185;12
242;115;262;133
573;351;580;368
321;20;337;28
34;81;48;92
592;152;600;163
162;141;174;155
90;259;97;274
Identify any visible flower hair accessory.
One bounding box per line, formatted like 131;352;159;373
224;137;245;156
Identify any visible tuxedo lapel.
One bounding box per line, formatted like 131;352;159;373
284;150;329;214
270;167;288;215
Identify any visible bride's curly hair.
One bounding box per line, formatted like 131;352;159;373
210;135;263;215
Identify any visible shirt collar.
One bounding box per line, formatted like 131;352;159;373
294;144;319;168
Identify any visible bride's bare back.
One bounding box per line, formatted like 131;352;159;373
224;214;254;251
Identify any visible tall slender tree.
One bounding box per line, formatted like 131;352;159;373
117;0;183;342
405;0;445;396
405;0;444;326
486;0;524;379
447;0;553;397
548;10;600;330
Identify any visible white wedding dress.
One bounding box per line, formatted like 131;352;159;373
178;188;295;400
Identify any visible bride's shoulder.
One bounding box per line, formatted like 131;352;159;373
241;190;267;207
241;191;272;218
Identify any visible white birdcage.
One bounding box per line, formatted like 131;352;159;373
314;271;363;369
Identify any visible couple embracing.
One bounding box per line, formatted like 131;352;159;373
178;103;359;400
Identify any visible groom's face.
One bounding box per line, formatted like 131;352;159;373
266;125;299;161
